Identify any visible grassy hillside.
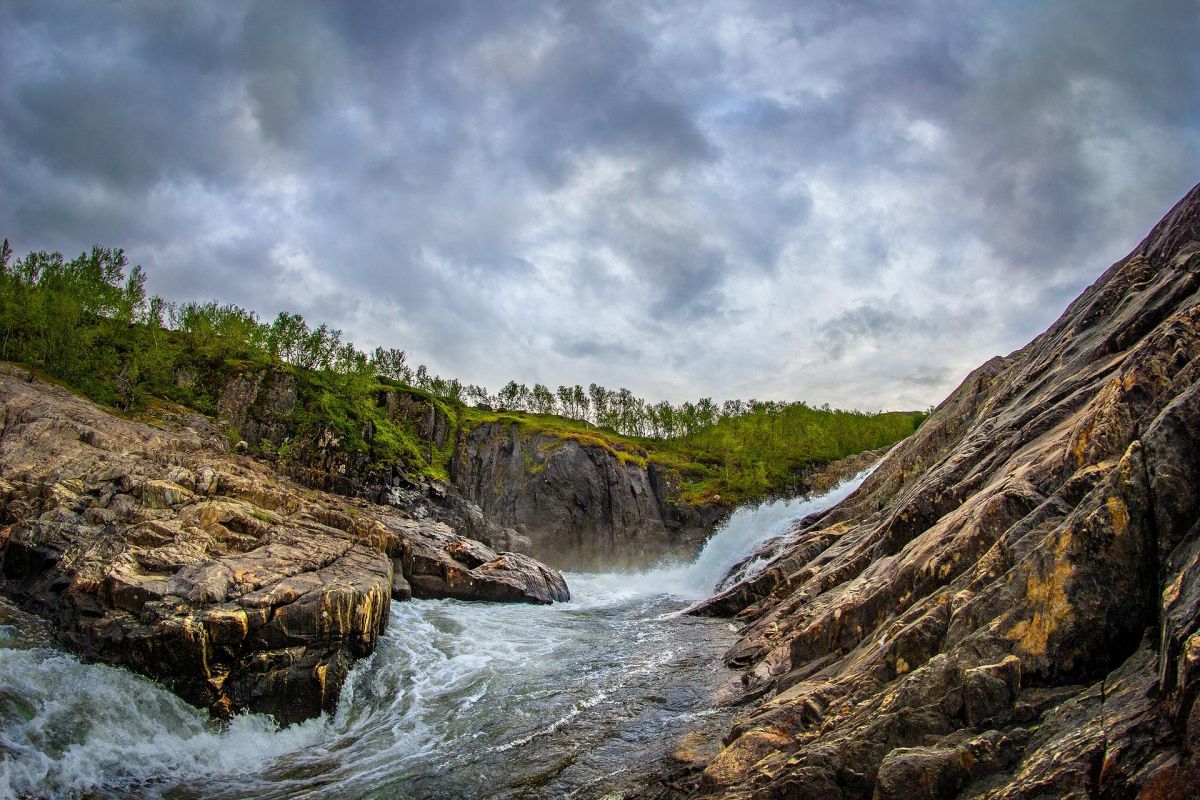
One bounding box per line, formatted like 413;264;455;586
447;403;923;504
0;242;925;505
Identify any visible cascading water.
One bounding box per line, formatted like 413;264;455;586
0;468;873;800
635;464;877;599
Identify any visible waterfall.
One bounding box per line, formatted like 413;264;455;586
564;464;876;603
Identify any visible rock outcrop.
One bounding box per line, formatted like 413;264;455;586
214;371;730;570
0;368;568;724
212;358;905;573
389;516;569;604
450;422;726;569
670;183;1200;798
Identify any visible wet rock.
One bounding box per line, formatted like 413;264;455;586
390;517;569;605
391;569;412;601
3;500;390;724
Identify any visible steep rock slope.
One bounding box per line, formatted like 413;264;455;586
679;183;1200;798
0;369;567;724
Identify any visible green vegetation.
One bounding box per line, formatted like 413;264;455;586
0;241;926;505
655;404;922;502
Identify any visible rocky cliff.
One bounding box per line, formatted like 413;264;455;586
664;183;1200;798
450;422;726;569
216;372;730;569
0;368;567;724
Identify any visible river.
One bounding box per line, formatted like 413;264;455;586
0;470;871;800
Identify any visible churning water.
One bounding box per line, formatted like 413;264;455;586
0;469;872;800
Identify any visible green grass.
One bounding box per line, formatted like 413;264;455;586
459;407;651;467
449;400;924;506
0;242;924;505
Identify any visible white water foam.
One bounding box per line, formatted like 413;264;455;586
0;648;329;799
571;464;876;603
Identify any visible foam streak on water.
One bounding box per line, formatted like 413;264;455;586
0;468;870;799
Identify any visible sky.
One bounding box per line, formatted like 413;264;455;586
2;1;1198;411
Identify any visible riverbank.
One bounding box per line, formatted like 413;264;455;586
0;471;873;799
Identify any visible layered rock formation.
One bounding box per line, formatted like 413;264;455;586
672;184;1200;797
0;369;567;724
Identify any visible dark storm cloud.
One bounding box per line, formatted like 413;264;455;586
3;2;244;192
1;0;1196;408
816;303;936;361
479;4;717;185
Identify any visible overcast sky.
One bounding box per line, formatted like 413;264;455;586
2;1;1197;410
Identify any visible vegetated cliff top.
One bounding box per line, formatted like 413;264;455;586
0;244;924;507
668;183;1200;798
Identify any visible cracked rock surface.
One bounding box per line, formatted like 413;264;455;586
672;185;1200;798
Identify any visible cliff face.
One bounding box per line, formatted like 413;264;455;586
218;376;729;569
450;422;725;569
214;367;420;497
0;368;567;725
675;184;1200;798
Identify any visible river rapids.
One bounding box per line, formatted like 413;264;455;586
0;470;871;799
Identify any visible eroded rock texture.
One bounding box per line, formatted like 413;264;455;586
679;185;1200;798
0;369;567;724
214;368;730;571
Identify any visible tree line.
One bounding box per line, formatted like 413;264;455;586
0;242;923;457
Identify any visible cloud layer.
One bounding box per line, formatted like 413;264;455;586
2;0;1197;410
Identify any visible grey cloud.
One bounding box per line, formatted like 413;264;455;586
476;5;717;186
815;303;936;361
552;336;642;362
1;0;1196;411
951;0;1200;273
646;248;730;321
907;365;956;390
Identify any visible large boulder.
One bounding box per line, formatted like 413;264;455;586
387;517;569;604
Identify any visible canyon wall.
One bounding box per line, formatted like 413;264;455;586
218;377;729;569
450;422;726;569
